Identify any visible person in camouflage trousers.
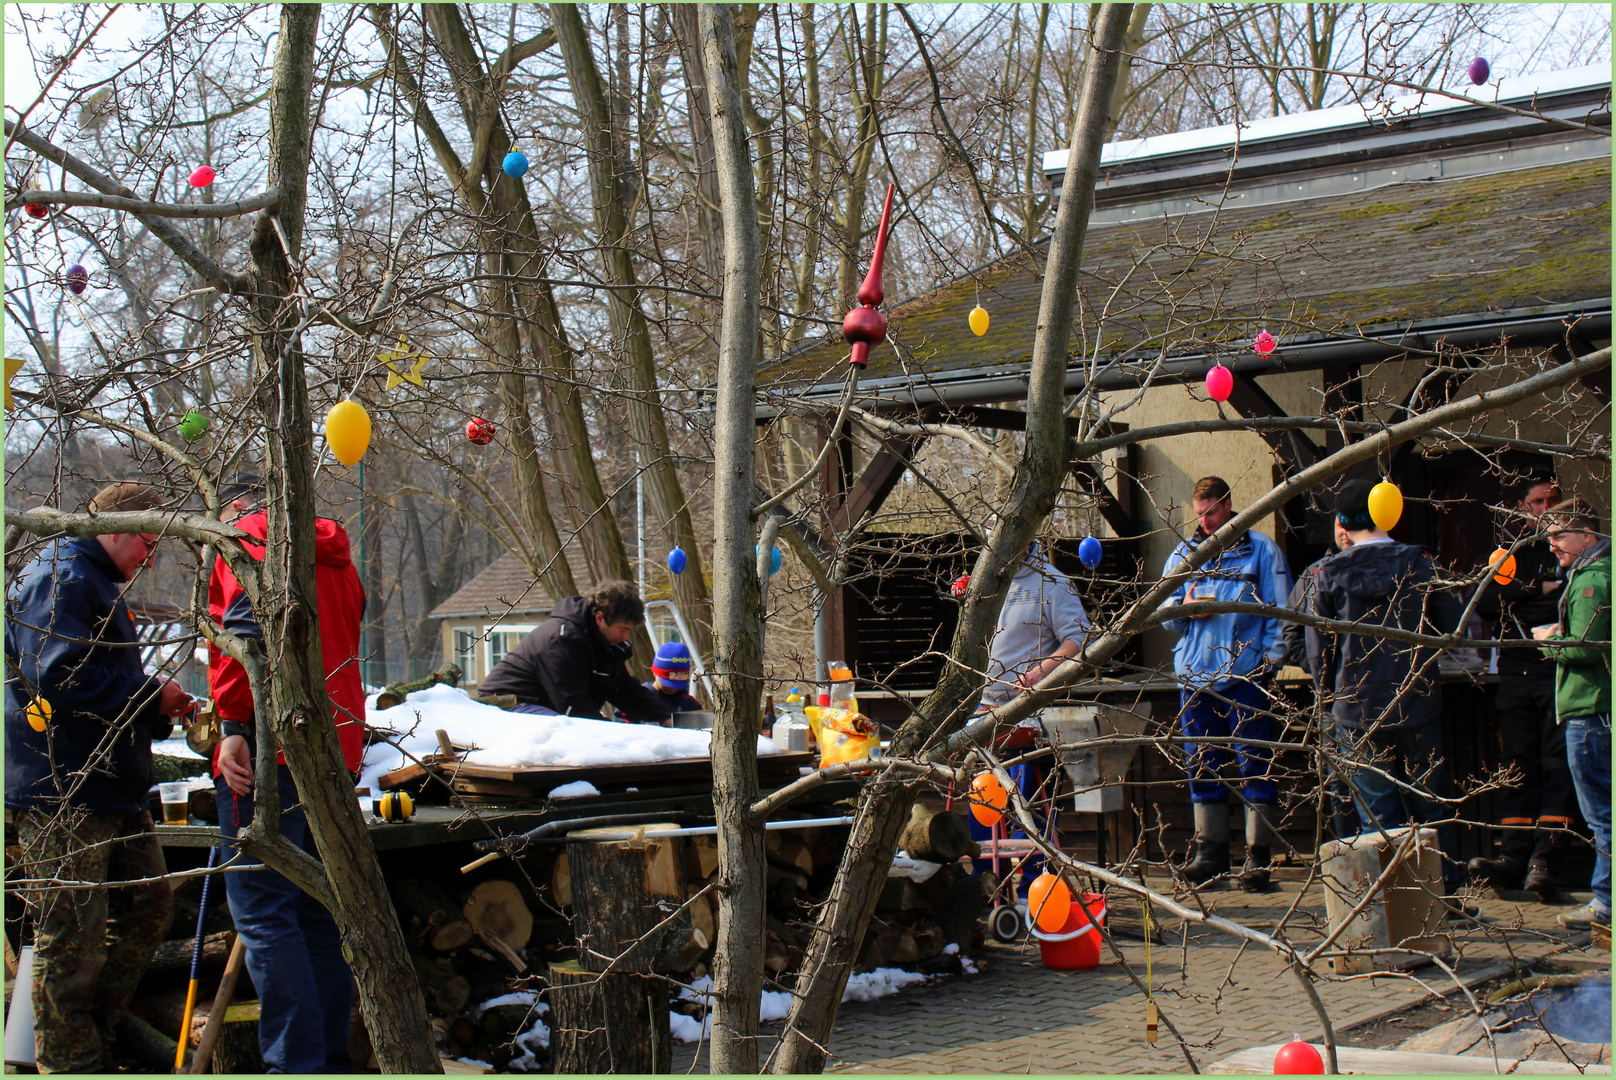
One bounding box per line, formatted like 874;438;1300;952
12;810;173;1072
4;482;193;1072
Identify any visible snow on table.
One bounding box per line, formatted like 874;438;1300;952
360;684;782;793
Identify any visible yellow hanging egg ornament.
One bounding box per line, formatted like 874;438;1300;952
968;305;990;337
325;399;372;467
25;697;51;732
1367;480;1403;531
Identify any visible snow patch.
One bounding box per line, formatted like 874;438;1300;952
669;1011;710;1044
360;684;781;793
669;967;947;1043
547;780;599;799
454;1058;493;1070
841;967;930;1002
151;735;207;761
472;991;542;1018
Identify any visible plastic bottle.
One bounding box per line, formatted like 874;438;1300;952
827;660;858;713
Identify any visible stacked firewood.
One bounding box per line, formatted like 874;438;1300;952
383;875;555;1071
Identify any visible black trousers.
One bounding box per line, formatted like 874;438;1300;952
1494;671;1578;867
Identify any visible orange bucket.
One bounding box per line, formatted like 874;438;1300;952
1030;892;1106;970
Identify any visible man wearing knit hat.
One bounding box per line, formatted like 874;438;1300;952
1305;477;1466;899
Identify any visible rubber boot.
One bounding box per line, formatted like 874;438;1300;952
1182;802;1230;886
1237;804;1277;893
1466;855;1523;895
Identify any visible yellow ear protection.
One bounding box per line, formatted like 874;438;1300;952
375;790;415;822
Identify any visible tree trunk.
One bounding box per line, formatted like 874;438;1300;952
240;7;440;1072
550;3;714;661
698;3;769;1072
770;8;1139;1071
547;961;671;1074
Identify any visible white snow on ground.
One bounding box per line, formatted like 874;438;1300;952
454;1058;494;1070
151;735;207;760
471;994;550;1072
473;991;541;1017
547;780;599;799
669;966;955;1043
360;684;782;792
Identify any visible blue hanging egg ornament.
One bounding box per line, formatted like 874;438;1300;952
1078;536;1103;569
502;151;529;178
756;544;782;576
667;547;687;574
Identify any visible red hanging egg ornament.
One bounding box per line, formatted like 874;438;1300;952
842;183;896;367
189;165;216;188
466;417;496;445
1205;364;1233;402
950;574;971;598
1273;1041;1323;1074
23;203;49;220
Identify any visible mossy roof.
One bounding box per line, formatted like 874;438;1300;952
766;160;1610;392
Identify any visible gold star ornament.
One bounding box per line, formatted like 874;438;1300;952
378;336;431;390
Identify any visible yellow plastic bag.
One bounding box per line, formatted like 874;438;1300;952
804;705;879;768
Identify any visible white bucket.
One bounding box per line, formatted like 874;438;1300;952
5;945;35;1066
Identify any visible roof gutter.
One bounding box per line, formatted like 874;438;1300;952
773;303;1611;410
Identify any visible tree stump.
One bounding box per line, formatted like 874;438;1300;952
210;1001;263;1073
567;826;689;972
900;804;977;863
546;960;671;1074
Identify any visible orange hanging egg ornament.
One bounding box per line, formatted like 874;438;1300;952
968;305;989;336
1028;872;1072;933
1489;547;1517;585
325;399;372;467
968;771;1008;827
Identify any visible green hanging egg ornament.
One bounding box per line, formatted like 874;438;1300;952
178;410;209;442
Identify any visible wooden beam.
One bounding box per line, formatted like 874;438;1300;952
1220;374;1323;475
830;432;929;534
1068;457;1133;538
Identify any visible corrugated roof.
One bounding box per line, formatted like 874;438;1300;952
767;158;1610;399
430;546;594;621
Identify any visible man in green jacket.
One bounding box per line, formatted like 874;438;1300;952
1535;499;1610;934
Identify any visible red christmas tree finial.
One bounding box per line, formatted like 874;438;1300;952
843;182;896;368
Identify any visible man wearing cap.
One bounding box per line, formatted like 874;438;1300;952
5;482;194;1072
480;581;673;724
1305;478;1466;897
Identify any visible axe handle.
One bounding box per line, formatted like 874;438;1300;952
188;934;247;1074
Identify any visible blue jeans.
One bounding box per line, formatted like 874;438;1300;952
217;767;353;1073
1565;713;1611;917
1334;720;1459;890
1178;680;1278;804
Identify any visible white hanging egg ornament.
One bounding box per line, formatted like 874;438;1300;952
969;305;989;336
325;399;372;467
1367;480;1403;531
502;151;529;178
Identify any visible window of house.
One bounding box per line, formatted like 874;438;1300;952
488;625;536;673
454;628;479;680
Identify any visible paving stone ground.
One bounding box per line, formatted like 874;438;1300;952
670;877;1607;1074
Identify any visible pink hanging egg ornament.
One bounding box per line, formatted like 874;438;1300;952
1253;330;1277;357
1205;364;1234;402
189;165;216;188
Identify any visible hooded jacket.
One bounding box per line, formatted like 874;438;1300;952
6;537;172;813
1540;540;1610;721
1304;539;1464;730
1159;527;1292;692
207;511;367;773
478;596;672;723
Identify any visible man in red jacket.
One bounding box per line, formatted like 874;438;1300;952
207;475;366;1073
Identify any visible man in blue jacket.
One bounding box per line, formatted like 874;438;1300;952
1160;477;1293;890
5;482;194;1072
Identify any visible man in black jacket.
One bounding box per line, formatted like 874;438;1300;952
5;482;194;1072
479;581;673;723
1469;476;1575;897
1305;479;1466;893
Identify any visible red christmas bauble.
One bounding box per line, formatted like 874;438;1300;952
1273;1041;1323;1074
466;417;496;445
